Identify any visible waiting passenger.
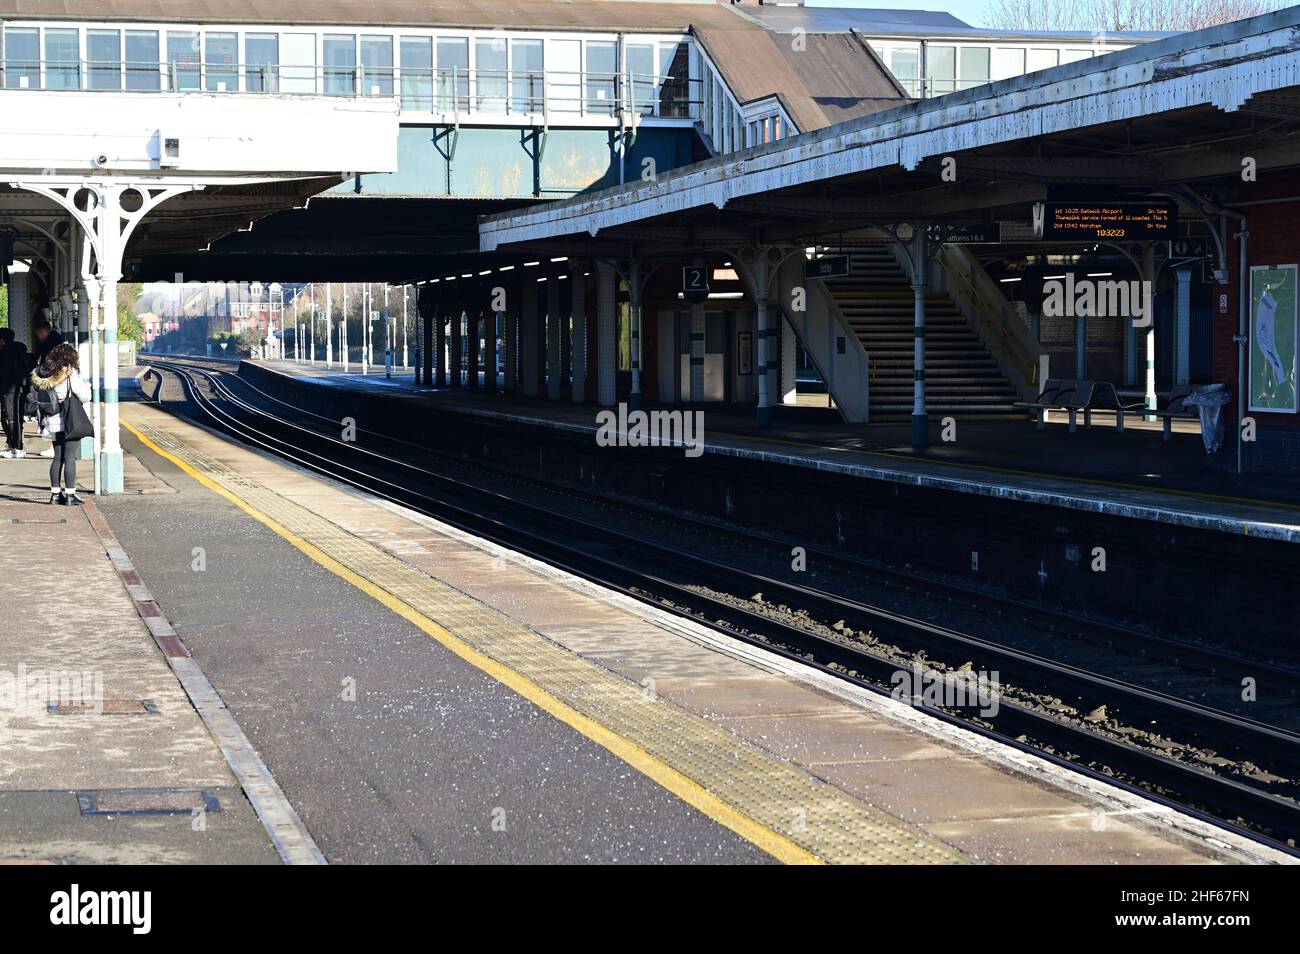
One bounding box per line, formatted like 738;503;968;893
29;343;91;506
32;319;66;368
0;329;31;458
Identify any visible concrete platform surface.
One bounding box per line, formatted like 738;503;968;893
99;396;1289;864
0;445;278;864
247;359;1300;543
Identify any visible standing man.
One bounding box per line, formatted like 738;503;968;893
0;328;30;457
32;318;65;369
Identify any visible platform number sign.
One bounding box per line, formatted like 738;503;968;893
683;265;709;304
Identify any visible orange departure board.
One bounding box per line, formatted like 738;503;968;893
1042;203;1177;240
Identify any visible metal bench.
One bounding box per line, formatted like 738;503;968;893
1016;379;1146;433
1146;387;1196;442
1087;381;1148;433
1017;378;1093;432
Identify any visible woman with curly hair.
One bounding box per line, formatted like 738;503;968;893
29;343;91;505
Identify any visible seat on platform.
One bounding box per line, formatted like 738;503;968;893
1016;379;1146;433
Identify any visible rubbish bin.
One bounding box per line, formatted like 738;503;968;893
1182;383;1232;455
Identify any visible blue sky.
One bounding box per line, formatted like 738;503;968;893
808;0;991;28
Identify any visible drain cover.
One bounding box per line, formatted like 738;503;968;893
77;789;221;816
48;699;159;716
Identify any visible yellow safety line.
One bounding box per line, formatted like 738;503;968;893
711;428;1300;517
123;420;823;865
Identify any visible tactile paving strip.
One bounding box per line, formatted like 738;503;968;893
130;419;966;865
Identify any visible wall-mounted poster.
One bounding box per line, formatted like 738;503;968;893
1249;264;1298;413
738;331;753;375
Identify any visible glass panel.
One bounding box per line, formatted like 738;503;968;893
205;32;237;91
926;45;955;96
890;48;920;97
245;33;278;92
991;47;1025;81
360;35;392;96
126;31;159;91
474;37;506;112
88;30;122;91
399;36;432;109
323;34;356;96
1026;48;1058;72
167;32;200;91
3;27;39;89
509;39;543;113
280;33;316;93
626;43;653;115
658;41;689;117
1060;48;1092;63
45;28;80;90
586;40;616;114
436;37;468;110
957;47;990;90
545;38;580;114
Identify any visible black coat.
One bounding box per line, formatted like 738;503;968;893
0;341;29;394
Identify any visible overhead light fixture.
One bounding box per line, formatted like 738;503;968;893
499;265;515;272
549;256;569;262
1042;274;1067;280
478;270;492;276
999;277;1022;283
1086;272;1113;277
524;261;540;267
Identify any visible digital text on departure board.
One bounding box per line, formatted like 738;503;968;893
1041;203;1177;240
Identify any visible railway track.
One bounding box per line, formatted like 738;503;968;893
143;356;1300;855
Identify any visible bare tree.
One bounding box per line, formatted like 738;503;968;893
983;0;1285;32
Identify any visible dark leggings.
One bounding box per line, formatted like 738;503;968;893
51;432;76;490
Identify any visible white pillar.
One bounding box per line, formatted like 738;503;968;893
434;307;447;386
1175;268;1191;387
689;300;705;402
546;279;562;400
910;228;928;447
485;310;500;394
341;283;350;372
571;270;587;403
753;252;772;427
97;188;125;493
504;305;518;393
629;261;643;411
781;315;797;404
522;283;540;397
597;261;617;407
325;283;333;368
1143;243;1157;414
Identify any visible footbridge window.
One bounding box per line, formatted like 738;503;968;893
0;19;699;122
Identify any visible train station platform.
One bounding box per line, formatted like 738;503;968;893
36;380;1283;863
0;436;299;864
256;360;1300;543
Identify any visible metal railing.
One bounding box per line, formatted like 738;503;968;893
0;58;701;120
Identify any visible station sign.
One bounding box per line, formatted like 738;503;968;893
682;265;709;304
1169;237;1210;259
1039;202;1177;241
805;255;850;280
926;222;1002;245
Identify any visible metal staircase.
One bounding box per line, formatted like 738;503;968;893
821;246;1023;420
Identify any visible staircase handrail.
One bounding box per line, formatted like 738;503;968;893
936;244;1045;392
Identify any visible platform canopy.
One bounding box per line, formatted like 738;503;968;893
479;7;1300;262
